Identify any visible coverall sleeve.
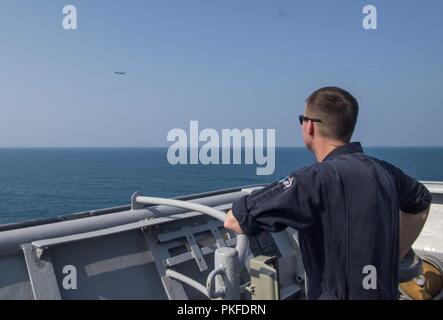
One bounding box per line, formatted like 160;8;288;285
387;164;432;214
231;166;323;236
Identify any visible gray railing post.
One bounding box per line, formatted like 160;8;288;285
214;247;240;300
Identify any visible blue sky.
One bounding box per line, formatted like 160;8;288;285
0;0;442;147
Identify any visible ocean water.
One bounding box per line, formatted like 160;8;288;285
0;147;442;225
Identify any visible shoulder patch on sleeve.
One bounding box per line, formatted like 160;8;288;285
246;176;295;210
279;176;295;189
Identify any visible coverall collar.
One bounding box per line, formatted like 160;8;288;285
323;142;363;161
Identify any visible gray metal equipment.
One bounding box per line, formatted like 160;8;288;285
133;194;249;300
0;182;441;300
249;255;280;300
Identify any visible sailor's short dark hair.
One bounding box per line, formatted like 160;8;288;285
306;87;359;143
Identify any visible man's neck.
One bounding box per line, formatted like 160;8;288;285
312;140;347;162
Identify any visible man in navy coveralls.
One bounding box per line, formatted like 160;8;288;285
224;87;432;300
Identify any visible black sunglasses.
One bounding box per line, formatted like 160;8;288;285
299;114;322;125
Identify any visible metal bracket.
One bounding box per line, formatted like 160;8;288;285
131;191;145;210
182;226;208;272
142;228;188;300
21;244;62;300
208;220;227;248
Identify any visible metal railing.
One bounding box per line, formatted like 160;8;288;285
133;193;249;300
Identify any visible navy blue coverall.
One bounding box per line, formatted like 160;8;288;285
232;142;432;299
